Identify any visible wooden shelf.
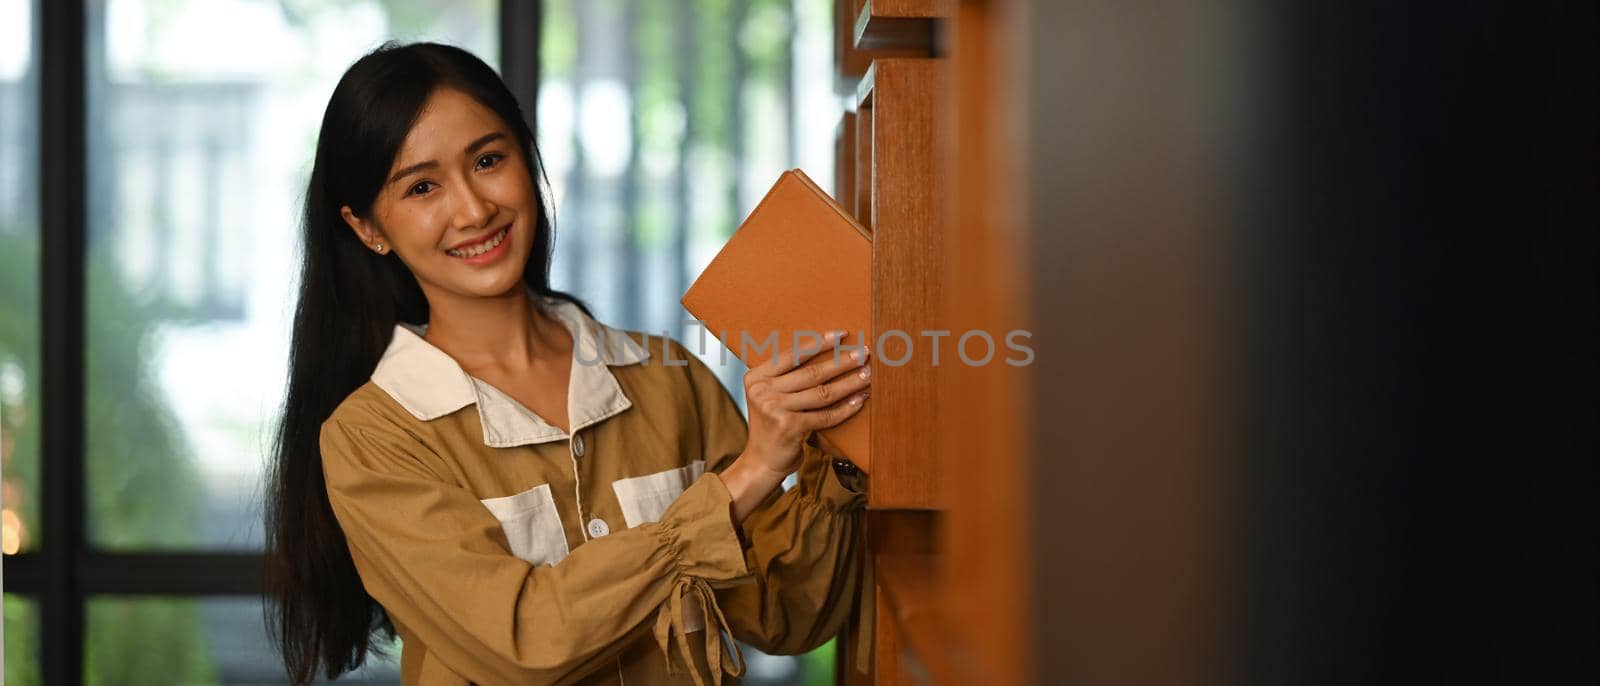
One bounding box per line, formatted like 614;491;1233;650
859;58;947;509
829;3;956;684
854;88;874;230
853;0;954;53
835;111;858;217
835;0;947;93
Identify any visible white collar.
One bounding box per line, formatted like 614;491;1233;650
370;294;650;447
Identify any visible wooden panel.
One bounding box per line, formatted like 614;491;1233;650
837;512;939;685
868;588;904;685
836;0;932;92
836;0;874;86
864;513;937;686
863;58;946;509
853;0;955;52
869;0;955;14
831;6;957;686
939;1;1031;683
868;512;941;684
835;110;858;216
876;554;946;685
866;510;936;554
854;81;874;230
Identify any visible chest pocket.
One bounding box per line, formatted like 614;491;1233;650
611;460;707;528
478;483;570;566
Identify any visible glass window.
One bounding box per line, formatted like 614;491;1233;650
83;0;498;550
539;0;842;408
538;1;843;682
4;594;41;686
85;595;402;685
0;0;41;555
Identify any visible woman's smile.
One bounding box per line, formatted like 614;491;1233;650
445;223;512;264
337;85;542;299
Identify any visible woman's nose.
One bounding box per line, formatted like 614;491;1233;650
451;181;497;228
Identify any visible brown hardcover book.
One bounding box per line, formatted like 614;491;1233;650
681;168;874;469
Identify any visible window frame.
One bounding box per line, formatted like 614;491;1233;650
1;2;541;683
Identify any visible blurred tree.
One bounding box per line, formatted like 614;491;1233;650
0;231;41;548
0;230;214;684
1;222;42;683
3;596;40;685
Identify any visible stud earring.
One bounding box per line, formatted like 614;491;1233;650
375;242;385;253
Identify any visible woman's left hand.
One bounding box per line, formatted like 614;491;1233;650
720;330;871;522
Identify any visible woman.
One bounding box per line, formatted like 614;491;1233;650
265;42;872;686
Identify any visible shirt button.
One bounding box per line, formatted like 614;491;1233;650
572;433;585;457
587;517;610;538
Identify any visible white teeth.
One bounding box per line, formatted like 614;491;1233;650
447;227;506;258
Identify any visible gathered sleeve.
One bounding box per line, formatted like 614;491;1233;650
675;339;869;656
319;413;752;686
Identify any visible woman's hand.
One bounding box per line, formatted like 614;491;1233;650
721;330;871;523
743;329;871;474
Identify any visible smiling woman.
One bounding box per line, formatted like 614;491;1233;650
338;89;538;299
263;42;579;685
265;42;871;686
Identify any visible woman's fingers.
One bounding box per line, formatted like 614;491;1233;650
738;330;870;476
781;362;871;411
749;329;850;380
769;343;870;394
800;387;870;432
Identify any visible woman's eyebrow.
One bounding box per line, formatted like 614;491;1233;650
464;131;507;155
386;132;509;186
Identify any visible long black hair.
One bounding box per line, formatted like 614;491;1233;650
264;41;588;683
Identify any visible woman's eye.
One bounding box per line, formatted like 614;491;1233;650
407;181;434;196
475;153;504;170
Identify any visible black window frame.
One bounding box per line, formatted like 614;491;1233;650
2;2;541;683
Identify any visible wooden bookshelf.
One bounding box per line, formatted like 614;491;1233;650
853;0;955;52
860;58;946;510
832;0;961;681
830;0;1032;682
854;100;874;230
937;1;1030;683
835;0;944;92
874;554;946;682
835;111;857;218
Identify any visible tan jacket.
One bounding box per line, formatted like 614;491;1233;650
318;296;866;686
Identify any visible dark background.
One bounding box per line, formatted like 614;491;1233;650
1027;2;1597;683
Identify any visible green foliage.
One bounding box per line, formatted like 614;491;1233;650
83;598;218;686
0;229;213;683
800;636;838;686
636;0;682;146
541;0;577;75
0;231;41;543
81;247;212;680
3;595;40;686
82;245;205;550
692;0;735;146
742;0;792;76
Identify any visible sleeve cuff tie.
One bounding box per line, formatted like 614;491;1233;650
654;575;746;686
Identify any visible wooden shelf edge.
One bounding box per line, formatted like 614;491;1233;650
854;0;951;53
855;60;877;109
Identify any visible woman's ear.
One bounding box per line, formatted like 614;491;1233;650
340;205;390;254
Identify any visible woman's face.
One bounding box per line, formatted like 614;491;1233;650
340;87;536;301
